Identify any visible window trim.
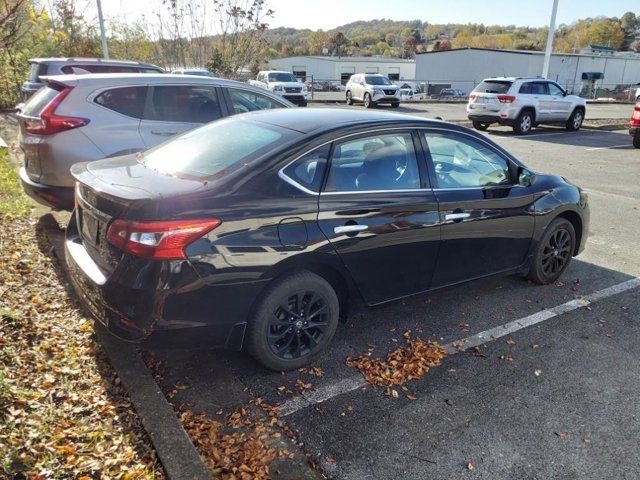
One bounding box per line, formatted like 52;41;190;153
224;86;290;114
418;127;517;190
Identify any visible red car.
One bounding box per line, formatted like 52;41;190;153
631;101;640;149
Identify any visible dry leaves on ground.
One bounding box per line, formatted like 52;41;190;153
0;215;162;478
346;331;447;396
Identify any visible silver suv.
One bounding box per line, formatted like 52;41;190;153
346;74;400;108
18;74;293;209
467;77;587;135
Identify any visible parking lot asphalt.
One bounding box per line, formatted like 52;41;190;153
148;124;640;478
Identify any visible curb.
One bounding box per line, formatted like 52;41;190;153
41;214;213;480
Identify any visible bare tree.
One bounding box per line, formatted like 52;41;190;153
0;0;31;49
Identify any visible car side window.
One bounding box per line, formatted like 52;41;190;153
519;82;532;94
324;133;421;192
548;83;564;96
228;88;285;113
531;82;549;95
423;132;511;188
146;85;222;123
94;86;147;119
282;144;330;192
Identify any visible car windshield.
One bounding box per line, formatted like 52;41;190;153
473;81;513;94
365;76;392;86
141;117;297;179
269;72;297;82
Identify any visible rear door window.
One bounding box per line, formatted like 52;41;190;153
94;86;147;118
473;81;513;94
146;85;223;123
282;144;330;193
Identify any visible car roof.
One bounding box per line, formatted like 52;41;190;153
42;73;254;88
484;76;547;82
29;57;161;68
238;107;440;134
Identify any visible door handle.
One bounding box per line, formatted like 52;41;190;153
445;212;470;222
150;130;178;136
334;224;368;235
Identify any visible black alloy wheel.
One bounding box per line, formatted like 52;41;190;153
268;290;329;360
527;218;575;284
246;271;339;370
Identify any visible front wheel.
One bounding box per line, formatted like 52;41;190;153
245;271;339;371
472;121;490;131
363;93;374;108
566;108;584;131
527;218;575;285
346;90;353;105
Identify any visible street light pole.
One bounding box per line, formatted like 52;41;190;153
96;0;109;59
542;0;559;78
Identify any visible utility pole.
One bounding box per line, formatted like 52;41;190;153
96;0;109;59
542;0;559;78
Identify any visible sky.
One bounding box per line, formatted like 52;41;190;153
86;0;636;31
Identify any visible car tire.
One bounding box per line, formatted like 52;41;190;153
472;121;490;131
346;91;353;105
565;108;584;131
391;101;400;108
245;271;340;371
633;133;640;149
513;110;534;135
364;93;374;108
527;217;575;285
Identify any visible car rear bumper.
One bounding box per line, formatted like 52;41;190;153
19;167;74;210
64;212;266;350
467;113;515;126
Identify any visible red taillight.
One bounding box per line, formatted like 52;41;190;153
468;94;477;101
106;218;221;260
497;95;516;104
24;86;89;135
631;104;640;127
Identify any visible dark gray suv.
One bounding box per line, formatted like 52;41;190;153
21;58;164;101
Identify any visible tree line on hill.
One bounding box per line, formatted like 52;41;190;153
1;0;639;108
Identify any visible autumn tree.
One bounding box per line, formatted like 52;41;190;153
620;11;637;31
307;29;329;55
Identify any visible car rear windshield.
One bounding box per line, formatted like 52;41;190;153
473;80;513;94
268;72;296;82
142;118;298;179
21;85;60;117
365;76;392;86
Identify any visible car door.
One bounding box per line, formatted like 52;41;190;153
547;82;572;121
139;84;226;148
531;81;551;121
352;75;364;101
317;130;441;305
420;129;535;288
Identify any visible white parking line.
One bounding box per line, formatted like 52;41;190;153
279;277;640;417
585;144;633;151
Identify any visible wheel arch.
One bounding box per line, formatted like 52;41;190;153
555;210;583;256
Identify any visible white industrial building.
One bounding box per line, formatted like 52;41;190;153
268;55;416;84
415;47;640;97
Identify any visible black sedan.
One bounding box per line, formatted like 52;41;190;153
65;108;589;370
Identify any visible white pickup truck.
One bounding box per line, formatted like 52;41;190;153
248;71;307;106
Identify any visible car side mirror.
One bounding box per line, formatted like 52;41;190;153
518;167;536;187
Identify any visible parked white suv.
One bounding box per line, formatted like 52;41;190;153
467;77;586;135
248;71;307;106
346;74;400;108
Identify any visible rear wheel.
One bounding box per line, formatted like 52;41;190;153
245;271;339;370
472;121;490;131
513;110;533;135
527;218;575;285
566;108;584;131
363;93;374;108
633;133;640;149
346;90;353;105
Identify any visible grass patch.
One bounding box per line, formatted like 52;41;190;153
0;149;30;217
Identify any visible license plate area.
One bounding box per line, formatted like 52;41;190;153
80;209;102;247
